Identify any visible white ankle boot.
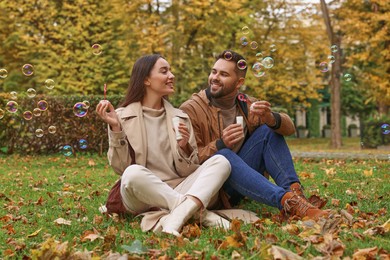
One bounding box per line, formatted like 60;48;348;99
199;210;230;230
160;198;199;236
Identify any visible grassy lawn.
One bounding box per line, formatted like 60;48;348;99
0;139;389;259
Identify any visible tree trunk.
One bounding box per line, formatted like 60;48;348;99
320;0;342;148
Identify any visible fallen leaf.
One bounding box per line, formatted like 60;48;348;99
331;199;340;206
352;247;378;259
363;168;373;177
88;159;96;167
325;168;336;177
269;245;303;260
363;225;387;236
298;171;315;179
231;250;243;260
282;224;300;235
53;218;71;225
27;228;42;238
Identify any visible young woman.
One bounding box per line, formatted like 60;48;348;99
96;54;231;236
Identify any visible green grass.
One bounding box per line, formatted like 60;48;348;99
0;148;389;259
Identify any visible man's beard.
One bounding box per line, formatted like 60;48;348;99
209;86;224;99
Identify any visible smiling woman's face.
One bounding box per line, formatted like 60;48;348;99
144;58;175;98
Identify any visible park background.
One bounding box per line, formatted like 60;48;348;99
0;0;389;259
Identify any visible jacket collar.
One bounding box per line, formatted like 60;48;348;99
118;99;188;119
204;87;248;117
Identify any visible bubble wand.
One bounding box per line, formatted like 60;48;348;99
104;83;107;100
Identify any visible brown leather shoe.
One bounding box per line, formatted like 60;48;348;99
281;192;328;220
290;183;306;198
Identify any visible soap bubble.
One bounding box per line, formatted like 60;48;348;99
37;100;48;111
73;102;88;117
250;41;258;50
252;62;266;78
224;51;233;60
44;79;55;90
27;88;37;98
0;68;8;78
241;26;250;35
33;108;42;117
255;52;263;61
240;36;249;46
35;128;44;138
0;109;5;119
92;44;102;55
22;64;34;76
237;59;247;70
328;55;336;64
10;91;18;100
6;101;18;113
82;100;90;109
262;57;274;69
319;62;329;72
381;123;390;135
78;139;88;149
62;145;73;156
331;45;338;53
48;125;57;134
269;44;277;52
343;73;352;81
23;111;33;120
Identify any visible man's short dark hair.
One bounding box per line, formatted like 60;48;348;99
216;50;247;78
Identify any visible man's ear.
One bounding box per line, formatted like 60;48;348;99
236;77;245;90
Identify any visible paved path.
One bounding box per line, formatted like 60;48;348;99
291;151;390;160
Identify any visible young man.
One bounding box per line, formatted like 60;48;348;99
180;50;328;220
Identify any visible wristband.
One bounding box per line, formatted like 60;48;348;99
267;112;281;130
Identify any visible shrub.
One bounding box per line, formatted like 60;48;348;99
361;116;390;148
0;93;123;155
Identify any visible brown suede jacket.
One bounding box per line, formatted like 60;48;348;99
180;88;296;163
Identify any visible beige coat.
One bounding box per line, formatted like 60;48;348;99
107;99;200;187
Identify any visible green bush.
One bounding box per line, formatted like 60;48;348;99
361;116;390;148
0;93;124;155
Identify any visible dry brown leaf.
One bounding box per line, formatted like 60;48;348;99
314;233;345;257
269;245;303;260
53;218;71;225
325;168;336;177
363;219;388;236
81;232;103;242
231;250;243;259
282;224;300;235
265;233;278;244
298;171;315;179
352;246;378;259
225;235;245;248
331;199;341;207
363;168;373;177
88;158;96;167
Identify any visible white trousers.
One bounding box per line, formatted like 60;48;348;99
120;155;231;214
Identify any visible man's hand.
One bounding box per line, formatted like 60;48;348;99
222;124;244;149
250;101;276;127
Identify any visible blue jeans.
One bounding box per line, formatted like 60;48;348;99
216;125;299;209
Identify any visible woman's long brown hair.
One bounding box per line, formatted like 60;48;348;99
119;54;163;108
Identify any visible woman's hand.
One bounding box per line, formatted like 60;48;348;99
96;100;121;132
176;122;192;155
177;123;190;147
